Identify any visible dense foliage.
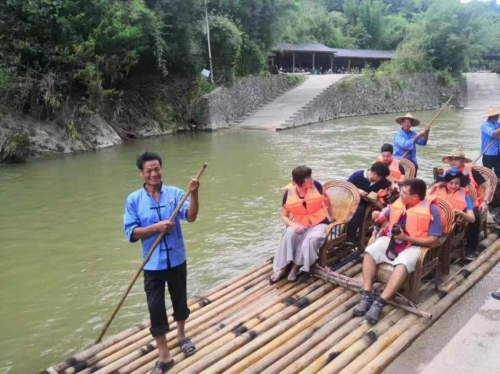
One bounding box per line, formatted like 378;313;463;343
0;0;500;121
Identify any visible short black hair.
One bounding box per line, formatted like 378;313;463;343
370;162;390;178
136;152;162;170
292;165;312;186
403;178;427;200
381;143;394;154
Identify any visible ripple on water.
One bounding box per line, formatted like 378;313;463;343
0;108;487;373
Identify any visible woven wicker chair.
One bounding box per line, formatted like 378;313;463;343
318;181;361;267
368;197;454;303
399;158;417;179
474;166;498;236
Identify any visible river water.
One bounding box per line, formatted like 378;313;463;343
0;108;484;373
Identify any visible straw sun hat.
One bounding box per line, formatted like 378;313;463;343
441;148;472;164
483;107;500;118
395;113;420;126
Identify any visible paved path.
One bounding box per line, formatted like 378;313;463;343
238;75;345;130
465;73;500;110
383;262;500;374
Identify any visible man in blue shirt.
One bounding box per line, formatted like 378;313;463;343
480;107;500;177
393;113;431;175
124;152;200;373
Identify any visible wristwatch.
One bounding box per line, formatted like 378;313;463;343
484;199;491;204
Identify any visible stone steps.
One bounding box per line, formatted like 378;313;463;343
238;75;346;130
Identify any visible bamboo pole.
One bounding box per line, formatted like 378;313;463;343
127;266;363;374
473;138;496;165
253;293;360;374
87;276;295;374
336;239;500;374
173;280;334;374
64;269;274;374
82;275;277;374
312;267;432;319
225;288;356;373
117;277;317;374
317;308;407;374
401;96;453;159
354;241;500;374
299;307;395;374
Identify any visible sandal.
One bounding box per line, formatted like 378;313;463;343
287;271;297;282
269;270;285;285
179;337;196;357
150;360;175;374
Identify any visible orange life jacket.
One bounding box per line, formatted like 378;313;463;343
385;197;437;245
376;156;402;180
432;186;469;212
284;182;328;227
445;165;482;206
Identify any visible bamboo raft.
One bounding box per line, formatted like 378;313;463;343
44;230;500;374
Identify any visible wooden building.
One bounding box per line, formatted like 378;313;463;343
270;43;395;73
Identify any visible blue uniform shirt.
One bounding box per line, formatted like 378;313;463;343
123;184;190;271
393;128;427;166
480;120;500;156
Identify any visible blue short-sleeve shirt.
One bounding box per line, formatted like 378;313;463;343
393;128;427;166
123;184;190;270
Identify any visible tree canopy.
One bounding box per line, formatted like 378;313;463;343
1;0;500;118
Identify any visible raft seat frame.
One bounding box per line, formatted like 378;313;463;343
318;180;360;267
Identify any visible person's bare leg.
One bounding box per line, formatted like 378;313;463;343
380;264;408;301
176;320;186;341
362;253;377;291
155;334;172;363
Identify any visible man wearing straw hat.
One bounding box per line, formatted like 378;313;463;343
393;113;431;175
481;107;500;177
124;152;200;374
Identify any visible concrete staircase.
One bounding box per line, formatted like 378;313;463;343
465;73;500;110
238;75;345;130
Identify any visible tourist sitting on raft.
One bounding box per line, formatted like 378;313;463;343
353;178;442;324
393;113;431;175
271;166;333;283
346;162;392;244
428;168;476;258
377;143;406;185
441;148;492;259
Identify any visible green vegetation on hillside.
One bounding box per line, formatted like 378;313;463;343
0;0;499;131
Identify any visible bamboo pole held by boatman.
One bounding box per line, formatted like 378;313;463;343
472;138;496;165
401;96;454;159
95;163;208;344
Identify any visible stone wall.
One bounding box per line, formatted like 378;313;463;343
200;74;301;130
282;73;459;130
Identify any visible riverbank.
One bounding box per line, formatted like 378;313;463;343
0;72;461;163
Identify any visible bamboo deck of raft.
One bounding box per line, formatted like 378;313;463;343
45;232;500;374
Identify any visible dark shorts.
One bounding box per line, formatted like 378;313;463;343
483;155;500;178
144;262;190;337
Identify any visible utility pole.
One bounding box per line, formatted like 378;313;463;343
204;0;214;83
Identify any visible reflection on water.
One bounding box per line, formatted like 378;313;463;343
0;108;483;373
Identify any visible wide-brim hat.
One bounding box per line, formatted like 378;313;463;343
395;113;420;126
435;168;470;188
441;148;472;164
483;107;500;118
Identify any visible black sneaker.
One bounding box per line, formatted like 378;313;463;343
353;292;374;317
492;292;500;300
365;300;385;324
465;250;479;261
